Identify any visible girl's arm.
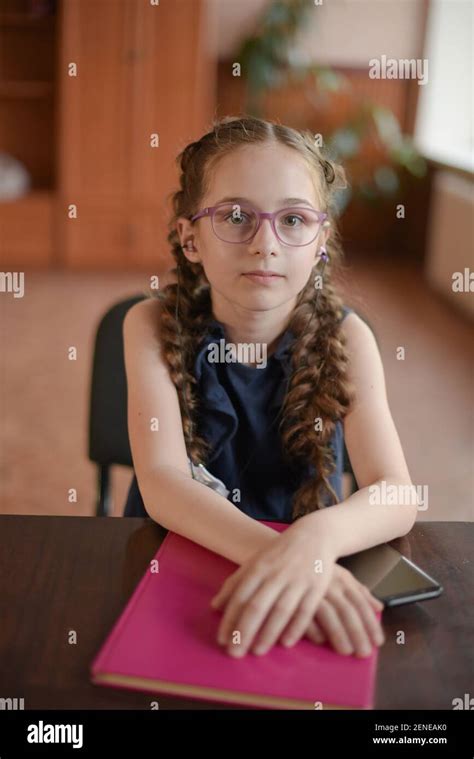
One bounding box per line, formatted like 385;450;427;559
209;313;414;658
298;312;418;556
123;298;278;565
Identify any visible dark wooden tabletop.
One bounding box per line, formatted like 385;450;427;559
0;515;472;710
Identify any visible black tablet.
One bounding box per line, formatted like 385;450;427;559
339;543;443;607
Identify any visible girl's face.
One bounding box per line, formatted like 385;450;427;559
178;142;329;318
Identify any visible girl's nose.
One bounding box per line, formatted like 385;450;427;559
247;218;280;256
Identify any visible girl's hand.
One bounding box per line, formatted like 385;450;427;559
296;564;385;657
210;524;338;657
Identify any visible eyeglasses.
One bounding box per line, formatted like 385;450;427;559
190;203;328;247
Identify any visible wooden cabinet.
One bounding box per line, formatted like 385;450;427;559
0;0;57;267
0;190;54;266
0;0;215;269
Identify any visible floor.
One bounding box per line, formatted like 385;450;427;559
1;254;472;521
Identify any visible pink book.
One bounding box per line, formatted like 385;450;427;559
90;520;380;709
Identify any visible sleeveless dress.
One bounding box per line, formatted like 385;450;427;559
123;306;354;522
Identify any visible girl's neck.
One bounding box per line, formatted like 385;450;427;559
211;312;292;364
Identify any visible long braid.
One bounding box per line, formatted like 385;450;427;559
151;243;213;465
281;275;355;518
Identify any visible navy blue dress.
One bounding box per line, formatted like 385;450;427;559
123;306;353;522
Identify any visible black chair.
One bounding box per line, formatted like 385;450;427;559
88;294;146;516
88;297;371;515
340;309;380;497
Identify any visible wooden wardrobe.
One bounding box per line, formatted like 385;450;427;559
0;0;216;269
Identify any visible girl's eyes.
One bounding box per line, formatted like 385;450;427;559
225;213;251;225
224;213;306;226
281;214;305;227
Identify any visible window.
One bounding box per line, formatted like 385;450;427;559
414;0;473;172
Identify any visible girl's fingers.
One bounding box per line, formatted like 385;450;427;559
216;569;264;645
220;576;284;656
344;586;385;647
326;589;374;657
277;587;321;648
210;566;245;609
249;585;303;655
314;598;355;656
360;584;384;612
303;618;326;645
278;617;326;648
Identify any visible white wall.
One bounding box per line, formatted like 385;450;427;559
208;0;425;64
425;171;474;319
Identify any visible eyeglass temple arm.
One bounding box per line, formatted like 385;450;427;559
190;208;210;223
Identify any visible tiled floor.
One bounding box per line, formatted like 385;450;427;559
1;255;472;521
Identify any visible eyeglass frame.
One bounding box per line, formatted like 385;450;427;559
190;203;329;247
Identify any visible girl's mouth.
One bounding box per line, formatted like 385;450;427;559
242;271;284;285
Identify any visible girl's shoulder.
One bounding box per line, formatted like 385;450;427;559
123;296;165;361
125;295;162;323
339;306;375;335
124;296;162;335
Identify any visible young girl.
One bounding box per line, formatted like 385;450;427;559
123;115;416;661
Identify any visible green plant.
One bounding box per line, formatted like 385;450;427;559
235;0;427;216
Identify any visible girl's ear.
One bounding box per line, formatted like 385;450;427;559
176;217;198;256
181;241;201;265
313;224;331;263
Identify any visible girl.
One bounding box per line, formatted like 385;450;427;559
123;115;416;660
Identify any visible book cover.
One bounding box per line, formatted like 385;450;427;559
90;520;379;709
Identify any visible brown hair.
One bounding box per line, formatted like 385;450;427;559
150;115;356;520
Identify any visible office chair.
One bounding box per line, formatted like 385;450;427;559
88;294;146;516
88;296;368;515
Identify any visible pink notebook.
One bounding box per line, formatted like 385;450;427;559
90;520;380;709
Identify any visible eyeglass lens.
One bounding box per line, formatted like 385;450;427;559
211;203;322;246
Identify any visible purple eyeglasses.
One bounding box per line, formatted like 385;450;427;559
190;202;328;247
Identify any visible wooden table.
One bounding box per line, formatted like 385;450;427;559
0;516;472;709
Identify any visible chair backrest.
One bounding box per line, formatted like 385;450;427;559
88;294;146;467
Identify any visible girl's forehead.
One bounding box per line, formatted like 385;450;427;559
212;141;305;169
205;144;322;205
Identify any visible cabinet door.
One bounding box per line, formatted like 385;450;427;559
128;0;216;201
58;0;215;270
58;0;132;267
0;191;53;268
62;203;134;269
126;0;216;269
